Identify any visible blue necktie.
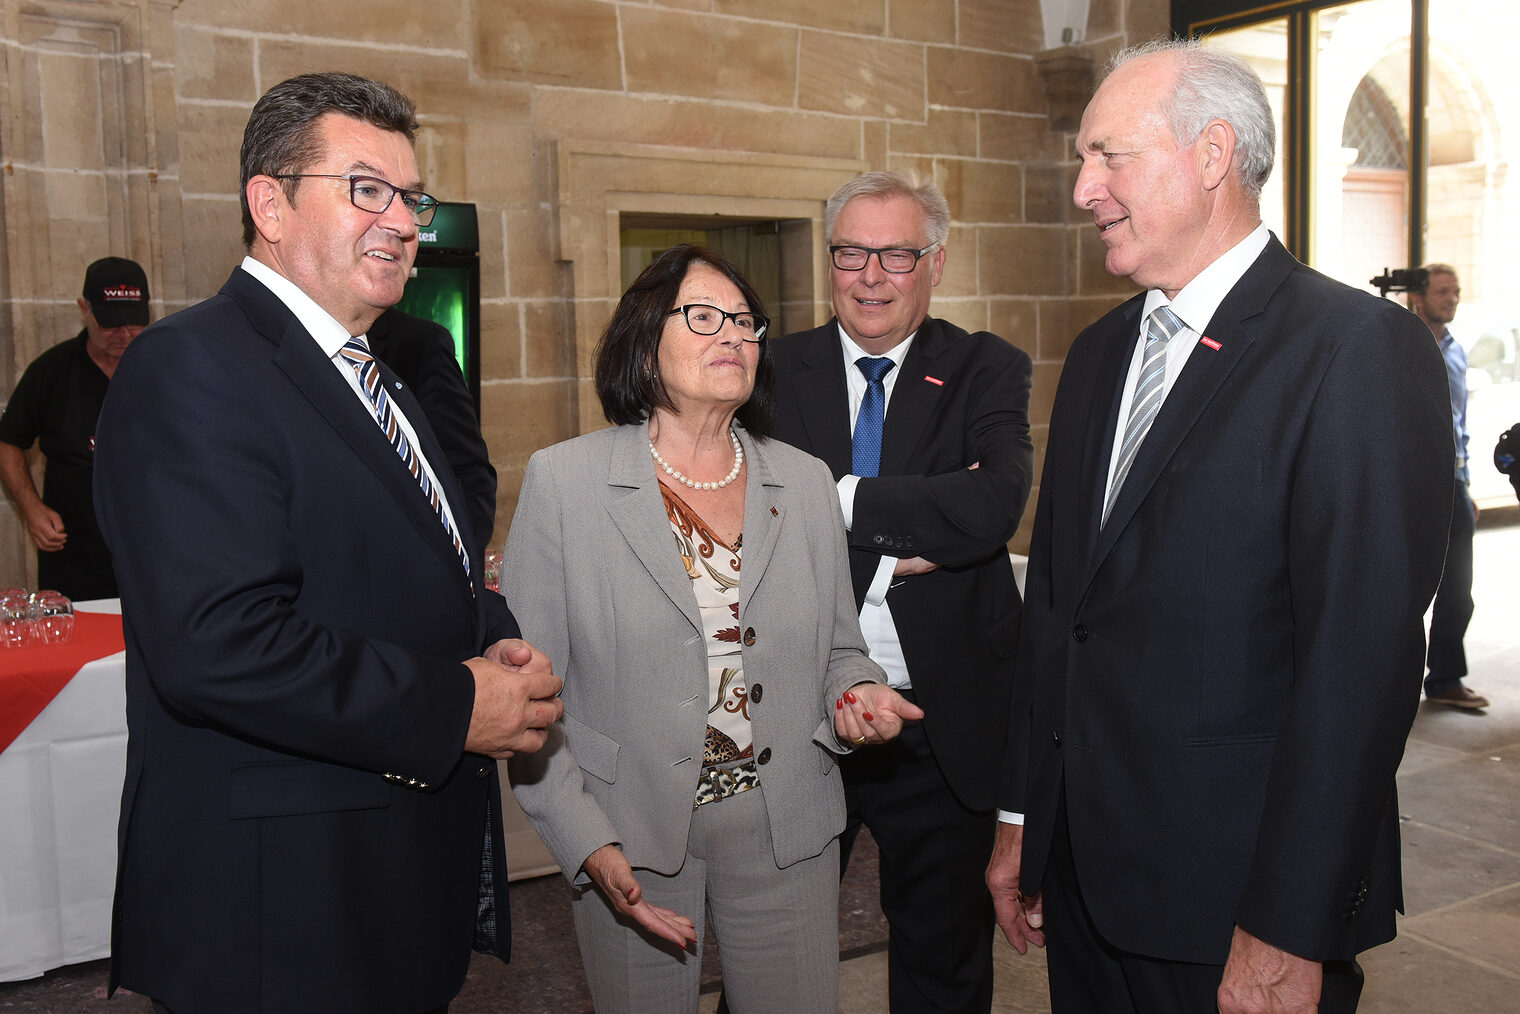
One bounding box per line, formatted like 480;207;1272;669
338;337;471;583
853;356;896;478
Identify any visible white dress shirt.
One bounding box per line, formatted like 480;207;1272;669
835;325;917;689
239;256;463;549
1101;225;1271;508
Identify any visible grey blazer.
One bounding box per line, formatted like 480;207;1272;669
504;423;884;881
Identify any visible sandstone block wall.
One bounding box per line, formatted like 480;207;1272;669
0;0;1168;586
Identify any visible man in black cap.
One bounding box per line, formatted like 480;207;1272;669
0;256;150;599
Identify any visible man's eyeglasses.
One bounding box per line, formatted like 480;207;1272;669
272;174;441;226
667;304;769;342
829;244;938;273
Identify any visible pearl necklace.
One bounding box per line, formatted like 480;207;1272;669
650;428;744;491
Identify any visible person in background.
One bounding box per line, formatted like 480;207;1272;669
503;244;922;1014
769;170;1034;1013
370;307;496;550
987;38;1452;1014
1409;264;1488;709
0;257;150;599
92;72;561;1013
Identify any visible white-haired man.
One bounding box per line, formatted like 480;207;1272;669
988;39;1452;1014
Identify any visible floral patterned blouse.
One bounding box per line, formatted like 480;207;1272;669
659;481;757;808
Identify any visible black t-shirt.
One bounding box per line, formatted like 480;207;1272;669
0;331;116;598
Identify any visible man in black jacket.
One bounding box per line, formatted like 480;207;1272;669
771;169;1033;1013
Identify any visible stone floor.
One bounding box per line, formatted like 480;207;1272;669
799;505;1520;1014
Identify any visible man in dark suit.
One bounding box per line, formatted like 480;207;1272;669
985;40;1453;1014
93;72;563;1014
771;170;1034;1012
370;308;497;551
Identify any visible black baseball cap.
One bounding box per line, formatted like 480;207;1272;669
82;257;150;328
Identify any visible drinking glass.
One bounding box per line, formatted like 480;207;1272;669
484;550;503;593
1;590;35;648
33;590;74;645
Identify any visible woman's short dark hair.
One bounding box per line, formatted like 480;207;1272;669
239;72;420;249
595;244;775;437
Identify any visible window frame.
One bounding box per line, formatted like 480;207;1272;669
1172;0;1429;269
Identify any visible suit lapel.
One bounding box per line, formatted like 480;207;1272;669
736;427;784;600
377;355;484;593
227;270;475;603
1086;240;1294;581
604;424;704;634
789;323;854;477
1078;302;1143;541
879;318;947;476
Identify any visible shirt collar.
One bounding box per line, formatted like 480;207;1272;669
836;321;918;371
1142;223;1271;333
240;255;365;357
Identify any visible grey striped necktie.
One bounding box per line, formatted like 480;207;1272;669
1102;304;1187;527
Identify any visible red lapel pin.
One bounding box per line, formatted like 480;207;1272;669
1199;336;1221;351
924;375;944;386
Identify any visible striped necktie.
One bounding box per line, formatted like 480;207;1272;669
338;337;471;583
1102;304;1187;527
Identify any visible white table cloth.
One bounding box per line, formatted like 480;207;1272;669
0;598;124;982
0;599;557;982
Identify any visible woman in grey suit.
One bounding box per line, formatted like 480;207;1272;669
504;245;922;1013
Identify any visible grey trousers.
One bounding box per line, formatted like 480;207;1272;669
570;783;840;1014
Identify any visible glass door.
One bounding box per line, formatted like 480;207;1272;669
1187;0;1520;504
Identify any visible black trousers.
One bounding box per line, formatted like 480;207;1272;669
1042;793;1364;1014
1426;478;1475;691
840;706;997;1013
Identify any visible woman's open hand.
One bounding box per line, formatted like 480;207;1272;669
582;844;697;948
833;683;925;747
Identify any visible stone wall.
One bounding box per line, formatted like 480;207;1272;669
0;0;1168;587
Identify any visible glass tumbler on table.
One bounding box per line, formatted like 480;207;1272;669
33;590;74;645
0;588;35;648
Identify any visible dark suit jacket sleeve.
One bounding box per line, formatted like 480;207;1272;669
372;312;498;552
94;318;477;787
998;455;1055;816
849;338;1034;567
1234;303;1452;959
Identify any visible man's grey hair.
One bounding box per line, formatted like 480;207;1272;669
1107;37;1276;201
824;170;951;247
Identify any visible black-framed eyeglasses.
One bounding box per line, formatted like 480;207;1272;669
271;174;440;226
829;244;938;273
667;304;769;342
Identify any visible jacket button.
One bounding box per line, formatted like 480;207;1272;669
743;627;756;646
1072;624;1089;642
872;534;886;546
1052;730;1062;747
749;683;763;703
757;747;772;765
475;764;491;780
